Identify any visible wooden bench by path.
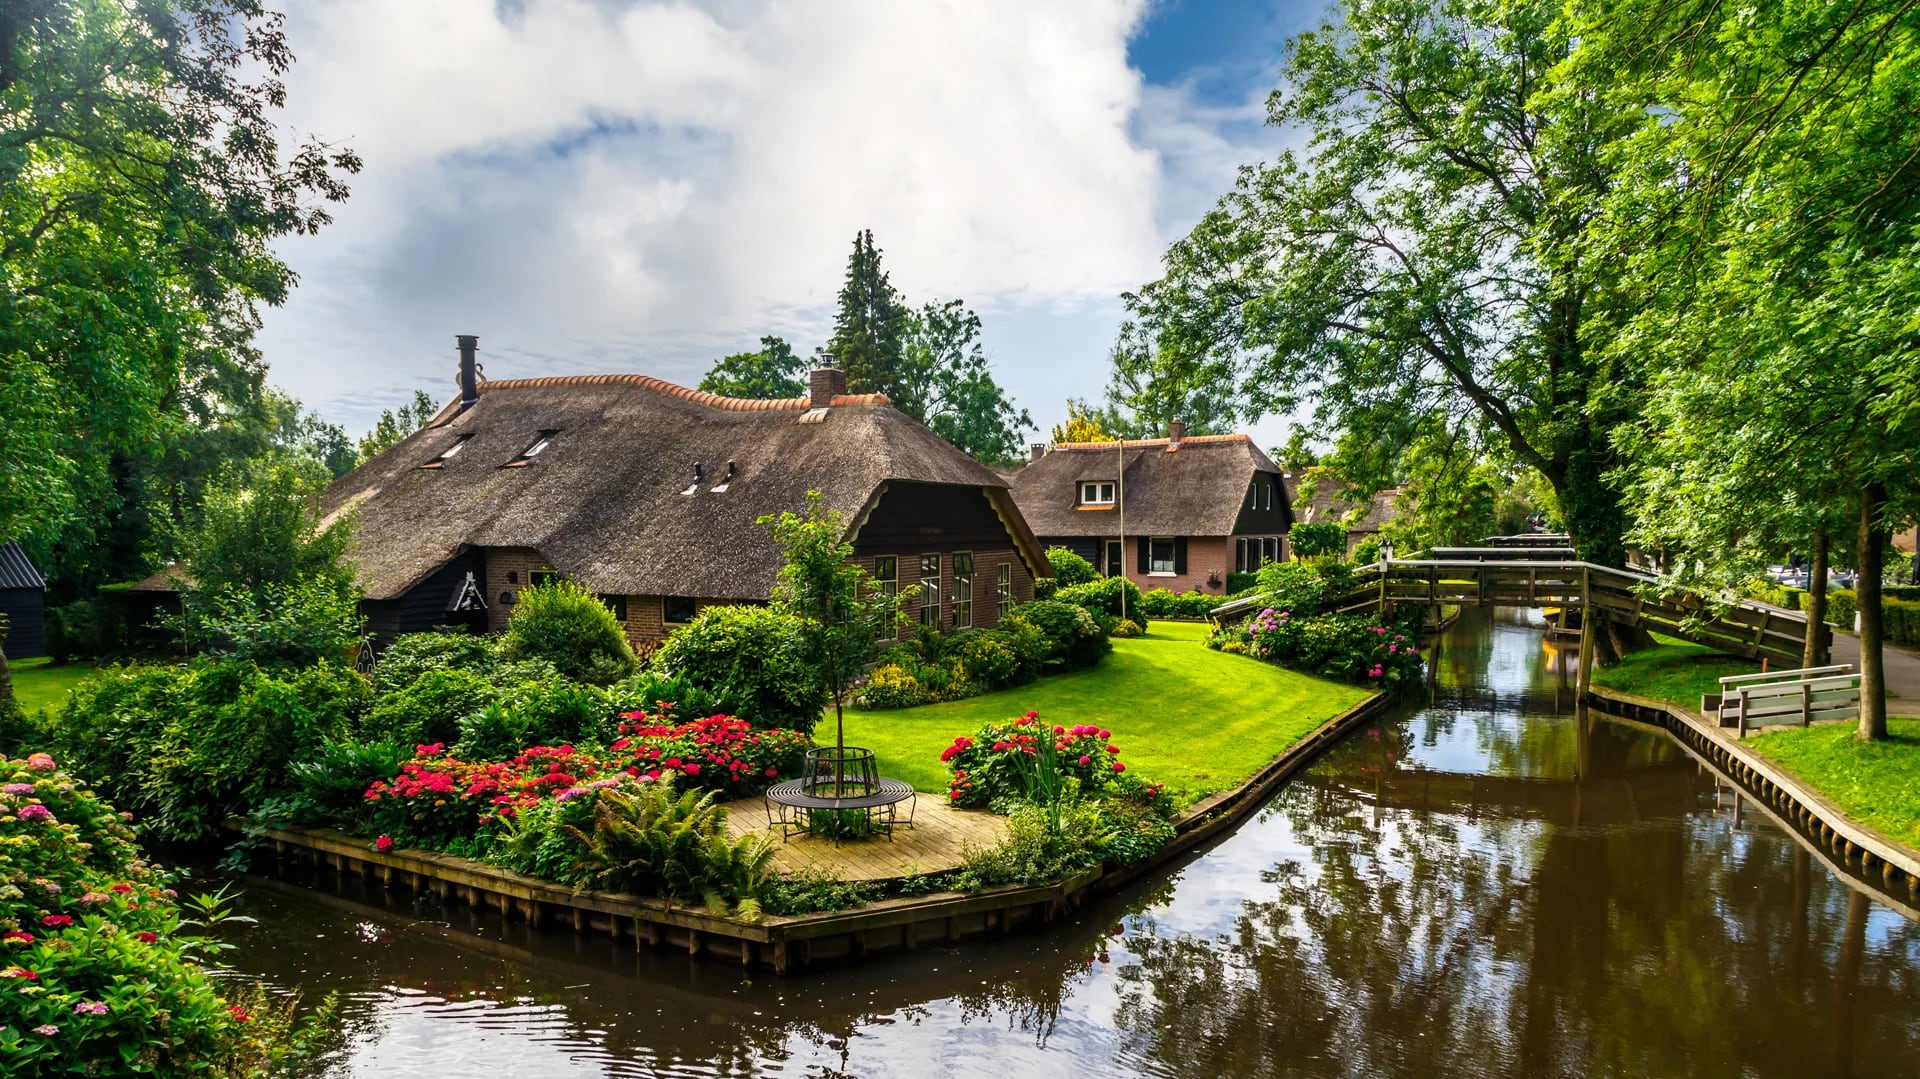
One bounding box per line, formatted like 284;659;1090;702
1709;665;1861;737
723;795;1009;882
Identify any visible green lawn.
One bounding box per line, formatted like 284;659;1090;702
1589;635;1759;711
1748;718;1920;850
9;657;94;716
837;621;1372;796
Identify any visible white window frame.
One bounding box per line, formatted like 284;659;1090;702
951;551;974;629
1080;481;1116;505
919;554;941;628
996;562;1014;619
1148;537;1177;576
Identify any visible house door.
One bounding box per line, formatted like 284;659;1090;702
1105;540;1124;576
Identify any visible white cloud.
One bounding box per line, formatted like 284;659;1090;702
257;0;1288;441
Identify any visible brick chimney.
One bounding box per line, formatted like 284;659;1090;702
1029;442;1047;463
457;334;480;409
809;366;847;409
1168;418;1186;445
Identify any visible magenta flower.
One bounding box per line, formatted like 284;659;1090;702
39;915;73;929
17;805;52;823
374;835;394;853
2;783;34;795
73;1002;108;1016
24;753;55;772
1078;755;1092;766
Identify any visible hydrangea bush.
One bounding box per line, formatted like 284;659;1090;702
939;712;1128;808
1211;609;1425;692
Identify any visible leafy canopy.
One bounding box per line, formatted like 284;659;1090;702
698;335;807;399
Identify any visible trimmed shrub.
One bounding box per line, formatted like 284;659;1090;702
360;667;496;747
856;663;929;709
1055;575;1148;631
999;601;1109;671
1883;596;1920;648
1044;546;1099;587
1225;571;1260;595
498;580;637;685
1112;618;1144;638
1288;521;1347;559
651;604;826;733
1252;559;1356;616
858;627;1045;709
1351;537;1381;566
1136;588;1217;620
373;630;496;695
1827;589;1857;629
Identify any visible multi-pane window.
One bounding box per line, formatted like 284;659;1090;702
1235;538;1250;573
663;596;697;624
1149;538;1176;575
1263;537;1280;564
997;563;1014;619
598;594;628;621
873;556;898;598
951;552;974;628
919;554;941;628
1080;481;1116;505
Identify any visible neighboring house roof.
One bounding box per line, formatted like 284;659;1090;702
311;373;1043;602
0;543;46;591
1007;434;1283;538
1284;470;1403;533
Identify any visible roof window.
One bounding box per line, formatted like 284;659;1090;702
503;430;557;468
1080;481;1116;506
419;435;472;469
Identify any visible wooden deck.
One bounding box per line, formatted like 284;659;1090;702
722;794;1009;882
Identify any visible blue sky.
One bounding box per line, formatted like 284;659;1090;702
258;1;1330;453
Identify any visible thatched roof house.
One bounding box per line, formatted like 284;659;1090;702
138;339;1050;647
1283;468;1403;554
1007;423;1291;594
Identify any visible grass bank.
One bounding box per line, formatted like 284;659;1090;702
1747;719;1920;851
1588;635;1759;711
838;621;1372;796
9;656;95;716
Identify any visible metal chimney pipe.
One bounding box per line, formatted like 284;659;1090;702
457;334;480;408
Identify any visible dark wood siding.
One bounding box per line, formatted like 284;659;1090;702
366;550;488;650
0;588;45;658
1231;470;1292;537
850;482;1021;556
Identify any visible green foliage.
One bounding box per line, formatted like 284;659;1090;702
1287;522;1347;561
940;714;1129;810
498;580;637;685
373;630;497;696
698;335;807;399
270;738;416;828
179;577;366;668
856;626;1045;709
825;229;910;402
44;598;123;662
954;801;1113;891
653;604;826;733
758;868;877;916
1351;539;1381;566
362;667;496;747
52;659;370;841
1112;619;1144;638
760;491;903;742
356;391;440;463
1055;575;1148;632
999;601;1110;672
1252;559;1355;617
453;674;608;759
1044;546;1099;587
560;777;773;909
1218;609;1425;694
1134;589;1217;621
1827;591;1858;632
605;669;731;722
1225;571;1260;595
899;299;1034;464
1588;637;1758;711
0;755;335;1073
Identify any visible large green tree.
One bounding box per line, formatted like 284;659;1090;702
897;300;1034;464
823;229;910;402
697;335;806;399
1124;0;1641;570
1570;0;1920;739
356;390;439;464
0;0;356;695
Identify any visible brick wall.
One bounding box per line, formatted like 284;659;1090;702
484;547;553;632
618;595;732;647
853;547;1035;637
1137;536;1232;595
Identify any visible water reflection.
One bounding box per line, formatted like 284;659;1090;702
221;608;1920;1078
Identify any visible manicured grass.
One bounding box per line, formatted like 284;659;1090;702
9;657;94;716
1589;635;1759;711
836;621;1373;796
1748;718;1920;851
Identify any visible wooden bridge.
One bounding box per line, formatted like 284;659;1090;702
1217;549;1828;669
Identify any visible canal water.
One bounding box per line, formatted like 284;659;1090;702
218;608;1920;1077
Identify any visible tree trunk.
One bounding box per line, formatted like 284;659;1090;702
1856;483;1887;742
1803;529;1829;669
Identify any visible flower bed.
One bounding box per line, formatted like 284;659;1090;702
1210;609;1424;692
939;712;1133;808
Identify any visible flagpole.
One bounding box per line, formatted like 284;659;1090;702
1117;436;1127;623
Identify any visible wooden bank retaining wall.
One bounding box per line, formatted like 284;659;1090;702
242;692;1392;973
1587;686;1920;907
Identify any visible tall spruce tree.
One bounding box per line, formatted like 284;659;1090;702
823;230;909;400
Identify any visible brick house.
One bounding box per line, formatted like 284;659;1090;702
1006;422;1292;595
136;338;1049;649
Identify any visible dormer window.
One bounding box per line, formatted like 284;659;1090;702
503;430;557;468
1080;481;1116;505
419;435;472;469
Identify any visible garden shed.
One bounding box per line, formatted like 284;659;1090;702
0;541;47;659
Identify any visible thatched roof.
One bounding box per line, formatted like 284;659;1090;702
1284;469;1402;533
1007;434;1283;538
317;375;1042;601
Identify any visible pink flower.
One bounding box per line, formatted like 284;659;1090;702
374;836;394;853
72;1002;108;1015
1078;756;1092;766
24;753;55;773
415;743;446;757
1112;761;1126;773
1098;729;1111;740
31;1024;57;1036
39;915;72;929
17;805;52;823
3;968;38;979
1106;745;1120;754
1024;711;1038;720
2;783;34;795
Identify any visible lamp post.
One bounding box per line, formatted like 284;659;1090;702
1380;538;1394;567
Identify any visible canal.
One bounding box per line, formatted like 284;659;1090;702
219;608;1920;1077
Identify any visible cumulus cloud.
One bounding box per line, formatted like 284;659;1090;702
258;0;1285;436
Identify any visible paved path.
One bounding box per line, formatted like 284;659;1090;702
724;795;1008;882
1829;631;1920;716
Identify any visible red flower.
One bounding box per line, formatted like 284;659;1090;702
39;915;73;929
109;884;133;894
1106;745;1120;754
2;931;32;944
375;836;394;853
1112;761;1126;773
135;932;158;944
229;1005;250;1022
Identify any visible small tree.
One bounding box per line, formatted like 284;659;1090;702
499;579;637;685
1288;522;1347;561
760;492;906;777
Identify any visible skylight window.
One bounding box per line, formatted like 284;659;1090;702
503;430;557;468
419;435;472;469
1080;481;1116;505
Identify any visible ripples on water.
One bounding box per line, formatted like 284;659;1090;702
218;609;1920;1078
